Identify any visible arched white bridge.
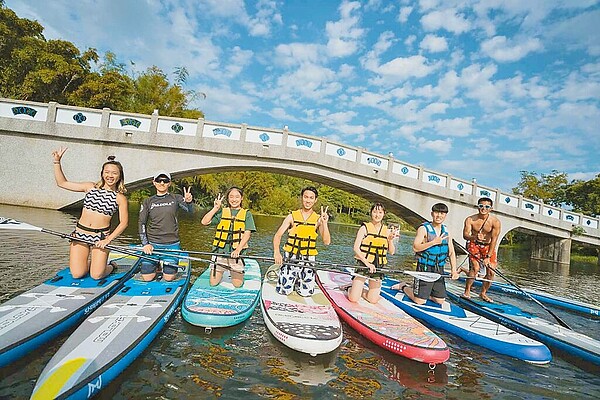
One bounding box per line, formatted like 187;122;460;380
0;97;598;264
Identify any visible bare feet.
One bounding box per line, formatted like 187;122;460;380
391;282;409;294
460;293;471;299
479;293;494;303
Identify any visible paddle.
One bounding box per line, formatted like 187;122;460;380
0;217;186;273
456;242;572;330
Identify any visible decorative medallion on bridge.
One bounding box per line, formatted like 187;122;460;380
524;203;534;210
401;166;409;174
428;175;441;183
336;148;346;156
171;123;183;133
295;138;313;148
457;183;464;190
547;209;553;215
480;190;491;197
73;112;87;123
366;157;382;166
586;219;591;225
259;133;270;142
566;215;575;221
213;127;232;137
11;106;37;118
505;196;510;203
119;118;141;128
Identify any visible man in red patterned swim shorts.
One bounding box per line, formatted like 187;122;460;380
462;197;502;302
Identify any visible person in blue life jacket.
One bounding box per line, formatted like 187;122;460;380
348;203;398;304
273;186;330;297
139;171;194;282
201;187;256;288
391;203;459;305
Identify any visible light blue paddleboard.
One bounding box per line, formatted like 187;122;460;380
0;252;139;368
30;254;190;400
182;258;262;328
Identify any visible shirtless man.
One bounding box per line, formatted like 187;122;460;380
462;197;501;302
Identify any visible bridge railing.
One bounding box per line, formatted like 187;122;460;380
1;97;598;233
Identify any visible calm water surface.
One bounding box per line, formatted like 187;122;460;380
0;203;599;399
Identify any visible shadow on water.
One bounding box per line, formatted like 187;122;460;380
2;204;600;399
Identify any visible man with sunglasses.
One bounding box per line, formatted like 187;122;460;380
462;197;501;302
139;171;194;281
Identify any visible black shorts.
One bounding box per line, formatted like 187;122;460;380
413;264;446;300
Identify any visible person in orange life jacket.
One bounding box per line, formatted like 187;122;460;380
348;203;398;304
274;186;330;297
392;203;459;305
52;146;129;280
201;187;256;287
139;171;193;282
462;197;502;302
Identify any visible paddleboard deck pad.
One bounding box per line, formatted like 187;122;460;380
381;278;551;364
318;271;449;364
182;258;262;328
0;252;139;368
30;254;190;399
260;264;342;356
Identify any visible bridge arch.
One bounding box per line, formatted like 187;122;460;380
0;97;598;265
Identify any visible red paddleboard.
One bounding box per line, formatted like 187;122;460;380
316;270;449;364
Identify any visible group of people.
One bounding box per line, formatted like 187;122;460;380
52;146;501;307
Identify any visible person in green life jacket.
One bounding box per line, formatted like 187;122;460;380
392;203;459;305
348;203;398;304
201;187;256;287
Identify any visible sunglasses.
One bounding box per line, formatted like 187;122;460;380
478;204;492;209
154;178;171;184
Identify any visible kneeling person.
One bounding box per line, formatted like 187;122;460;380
201;187;255;288
139;171;194;281
393;203;458;305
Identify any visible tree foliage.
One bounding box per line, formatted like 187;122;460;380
0;3;203;118
512;171;599;217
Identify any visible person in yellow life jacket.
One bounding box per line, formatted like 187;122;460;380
348;203;398;304
201;187;256;287
274;186;330;297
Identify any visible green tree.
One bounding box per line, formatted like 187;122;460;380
564;174;600;217
512;170;568;206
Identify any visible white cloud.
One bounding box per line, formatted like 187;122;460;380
274;43;323;67
398;6;413;23
417;138;453;155
326;1;365;57
434;117;474;137
371;55;437;85
481;36;543;63
420;34;448;53
420;8;471;34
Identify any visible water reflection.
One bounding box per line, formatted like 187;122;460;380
1;204;600;399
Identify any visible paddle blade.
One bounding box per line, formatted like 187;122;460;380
0;217;43;231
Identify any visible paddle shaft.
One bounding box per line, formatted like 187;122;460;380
457;242;571;329
36;227;186;271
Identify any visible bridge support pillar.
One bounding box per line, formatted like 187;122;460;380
530;236;571;265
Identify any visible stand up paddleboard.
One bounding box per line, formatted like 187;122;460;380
317;271;449;364
446;280;600;368
458;277;600;318
182;258;262;328
381;278;551;364
260;264;342;356
30;254;190;400
0;251;139;368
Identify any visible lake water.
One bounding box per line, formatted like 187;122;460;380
0;203;599;399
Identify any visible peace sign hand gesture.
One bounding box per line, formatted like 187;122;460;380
320;206;329;223
183;186;193;203
52;147;67;163
213;193;223;209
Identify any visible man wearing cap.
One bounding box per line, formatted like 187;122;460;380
139;171;194;281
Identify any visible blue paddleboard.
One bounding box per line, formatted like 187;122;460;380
182;258;262;328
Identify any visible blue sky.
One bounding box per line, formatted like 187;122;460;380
8;0;600;191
